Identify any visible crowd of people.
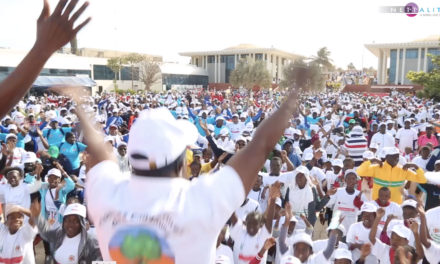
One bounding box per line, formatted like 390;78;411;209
1;1;440;264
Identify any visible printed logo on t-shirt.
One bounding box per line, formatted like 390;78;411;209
69;255;75;262
15;246;20;251
108;226;175;263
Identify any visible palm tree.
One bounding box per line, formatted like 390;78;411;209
311;47;333;71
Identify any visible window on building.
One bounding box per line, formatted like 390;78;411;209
264;54;267;61
195;58;199;67
208;56;215;63
255;53;263;60
389;49;397;83
427;48;440;72
241;54;248;59
121;66;139;81
406;49;418;59
93;65;117;80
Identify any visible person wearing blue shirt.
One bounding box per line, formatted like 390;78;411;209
57;132;87;175
0;124;26;149
42;119;72;146
105;110;124;131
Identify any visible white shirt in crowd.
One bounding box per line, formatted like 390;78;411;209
227;122;245;141
327;188;366;232
0;222;38;264
216;244;234;264
86;161;245;264
424;242;440;264
369;132;395;152
346;221;379;264
371;200;403;229
54;233;81;264
395;128;418;152
426;206;440;244
230;222;270;264
412;155;430;172
0;180;41;210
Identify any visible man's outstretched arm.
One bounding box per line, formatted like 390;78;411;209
228;90;299;194
0;0;91;118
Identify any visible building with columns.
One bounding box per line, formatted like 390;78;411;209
179;44;303;85
365;35;440;85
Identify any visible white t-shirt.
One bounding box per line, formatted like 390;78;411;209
230;221;270;264
412;156;429;172
326;188;365;232
0;180;42;209
216;244;234;264
54;234;81;264
371;200;403;228
0;222;38;264
426;206;440;244
86;161;245;264
312;240;347;261
226;122;245;141
370;132;395;151
45;188;61;230
424;242;440;264
396;128;418;152
346;222;378;264
371;239;391;264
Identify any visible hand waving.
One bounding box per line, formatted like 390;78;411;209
35;0;91;56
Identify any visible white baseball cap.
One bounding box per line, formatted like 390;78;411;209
331;159;343;168
63;203;86;218
292;232;313;247
7;124;17;131
435;159;440;165
5;133;17;141
47;168;62;178
327;223;346;236
23;152;37;164
383;147;400;156
128;108;198;171
391;224;411;240
280;256;301;264
401;199;417;209
5;204;26;218
333;248;353;262
361;202;378;213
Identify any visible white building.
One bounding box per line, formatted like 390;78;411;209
0;48;208;94
179;44;303;85
365;35;440;85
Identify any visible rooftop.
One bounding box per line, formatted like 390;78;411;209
365;35;440;57
179;44;303;59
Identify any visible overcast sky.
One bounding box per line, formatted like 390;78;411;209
0;0;438;69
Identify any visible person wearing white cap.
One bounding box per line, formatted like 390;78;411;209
1;133;27;167
31;202;102;263
324;159;343;191
412;145;431;172
230;183;279;264
369;123;395;153
0;203;37;264
369;207;423;264
346;202;379;263
395;120;418;153
226;113;246;141
279;229;338;264
61;87;300;263
357;147;426;204
0;167;42;213
333;248;352;264
326;170;367;232
386;120;397;137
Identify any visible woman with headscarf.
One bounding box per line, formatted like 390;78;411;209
31;202;102;264
285;166;332;230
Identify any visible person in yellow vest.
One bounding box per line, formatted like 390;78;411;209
356;147;426;204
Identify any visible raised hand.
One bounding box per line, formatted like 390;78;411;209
263;237;276;250
269;181;281;200
35;0;91;56
376;208;386;219
30;200;42;218
409;221;419;234
326;187;337;196
360;243;372;258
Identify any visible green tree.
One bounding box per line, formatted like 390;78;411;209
347;62;356;70
139;60;161;91
107;57;124;93
229;59;271;90
311;47;333;71
407;54;440;101
280;59;324;92
123;53;145;90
